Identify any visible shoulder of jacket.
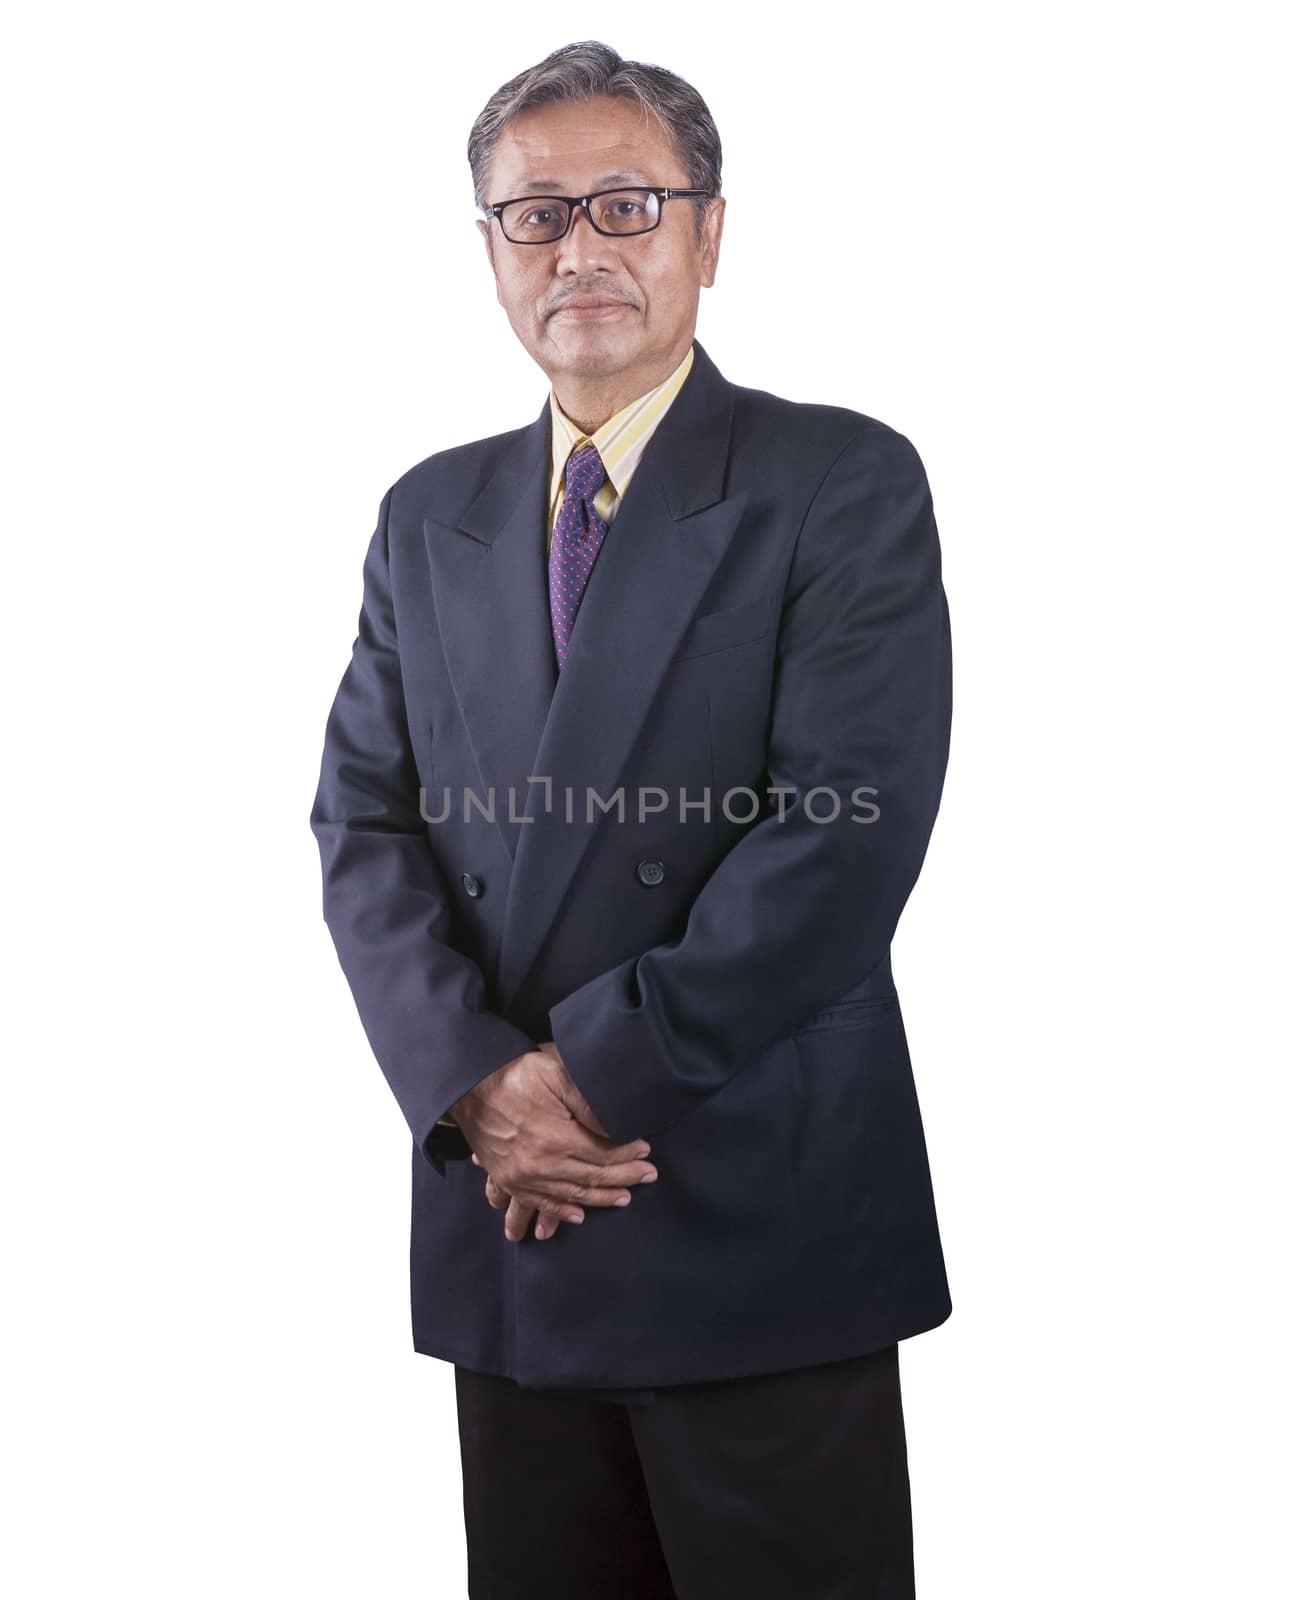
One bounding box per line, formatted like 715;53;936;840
729;382;922;479
383;422;530;508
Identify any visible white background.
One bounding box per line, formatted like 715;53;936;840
4;3;1287;1595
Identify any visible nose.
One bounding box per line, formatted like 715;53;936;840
555;201;618;273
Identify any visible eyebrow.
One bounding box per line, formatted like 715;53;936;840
511;169;654;195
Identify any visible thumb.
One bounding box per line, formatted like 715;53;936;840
538;1042;612;1140
560;1073;611;1140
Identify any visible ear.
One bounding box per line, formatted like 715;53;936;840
476;218;502;301
699;195;725;288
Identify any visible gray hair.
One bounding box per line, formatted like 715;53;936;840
467;40;722;247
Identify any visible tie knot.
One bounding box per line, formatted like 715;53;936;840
565;442;607;501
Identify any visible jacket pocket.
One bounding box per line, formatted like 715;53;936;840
793;995;899;1035
674;594;773;660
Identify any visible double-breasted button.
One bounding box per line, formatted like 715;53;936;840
636;859;665;887
461;872;483;897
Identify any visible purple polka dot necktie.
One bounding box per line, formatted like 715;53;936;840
549;442;610;670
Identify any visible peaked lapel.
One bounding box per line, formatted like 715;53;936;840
423;338;749;1012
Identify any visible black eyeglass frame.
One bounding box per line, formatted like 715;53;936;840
481;185;715;244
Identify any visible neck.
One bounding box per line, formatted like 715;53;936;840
551;341;690;435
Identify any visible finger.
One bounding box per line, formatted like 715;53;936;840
477;1127;648;1170
507;1160;655;1207
501;1197;575;1241
561;1085;624;1144
504;1196;537;1243
535;1089;649;1163
478;1158;624;1215
534;1209;564;1242
559;1115;650;1158
558;1155;658;1189
505;1185;600;1219
545;1131;656;1174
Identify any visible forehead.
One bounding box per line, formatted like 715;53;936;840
490;96;683;193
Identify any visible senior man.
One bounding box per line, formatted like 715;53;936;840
311;38;954;1600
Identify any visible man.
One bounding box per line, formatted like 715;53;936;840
311;39;953;1600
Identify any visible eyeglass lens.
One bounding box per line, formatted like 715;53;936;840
499;189;662;242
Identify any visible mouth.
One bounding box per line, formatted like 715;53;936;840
550;302;634;320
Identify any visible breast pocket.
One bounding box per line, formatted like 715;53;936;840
793;995;900;1035
674;594;774;661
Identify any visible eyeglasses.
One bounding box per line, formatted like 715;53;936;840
482;185;714;245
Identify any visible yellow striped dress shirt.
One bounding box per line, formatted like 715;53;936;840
547;343;695;550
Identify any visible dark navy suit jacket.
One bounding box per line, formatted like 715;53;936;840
310;337;954;1394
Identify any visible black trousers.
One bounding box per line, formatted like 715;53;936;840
453;1344;916;1599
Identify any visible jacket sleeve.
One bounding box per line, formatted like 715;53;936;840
309;485;537;1175
548;423;952;1144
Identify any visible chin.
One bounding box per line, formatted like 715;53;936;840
547;327;635;362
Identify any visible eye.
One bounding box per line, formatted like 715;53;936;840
522;206;558;227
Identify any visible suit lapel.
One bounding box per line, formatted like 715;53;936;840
423;400;556;861
424;338;748;1012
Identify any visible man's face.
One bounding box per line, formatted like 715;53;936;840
476;95;724;393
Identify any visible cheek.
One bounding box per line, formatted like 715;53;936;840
497;260;543;304
638;256;690;310
510;289;549;333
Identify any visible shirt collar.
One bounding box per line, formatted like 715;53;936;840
548;344;695;501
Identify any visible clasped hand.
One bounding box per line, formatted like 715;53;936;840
448;1042;657;1242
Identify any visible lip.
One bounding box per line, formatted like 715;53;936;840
550;302;633;320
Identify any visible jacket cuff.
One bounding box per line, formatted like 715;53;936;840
421;1116;474;1172
413;1025;537;1176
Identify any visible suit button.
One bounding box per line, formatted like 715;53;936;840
462;872;483;897
636;859;665;887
